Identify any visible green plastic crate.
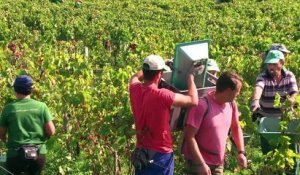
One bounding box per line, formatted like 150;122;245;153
259;117;300;175
171;40;210;90
0;156;6;175
259;117;300;144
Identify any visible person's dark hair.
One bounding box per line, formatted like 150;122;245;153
14;86;33;95
216;71;243;93
142;63;162;81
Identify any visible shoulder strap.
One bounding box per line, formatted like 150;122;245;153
179;96;210;154
202;96;210;119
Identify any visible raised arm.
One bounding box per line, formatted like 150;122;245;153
130;71;144;84
172;74;198;107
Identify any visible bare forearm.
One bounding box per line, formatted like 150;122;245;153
252;86;263;100
232;125;248;168
130;70;144;84
173;75;198;107
135;71;144;81
231;126;245;152
186;137;206;165
187;74;198;105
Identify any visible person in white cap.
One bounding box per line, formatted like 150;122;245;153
259;43;291;72
207;59;220;77
129;55;198;175
205;59;220;86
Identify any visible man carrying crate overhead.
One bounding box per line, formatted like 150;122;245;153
129;55;198;175
182;71;247;175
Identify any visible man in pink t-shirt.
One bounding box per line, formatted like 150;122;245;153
129;55;198;175
183;71;247;175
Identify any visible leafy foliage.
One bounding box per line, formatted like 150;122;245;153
0;0;299;174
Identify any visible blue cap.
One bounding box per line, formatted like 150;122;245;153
13;75;33;88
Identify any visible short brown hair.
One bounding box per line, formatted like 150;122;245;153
216;71;243;93
142;63;162;81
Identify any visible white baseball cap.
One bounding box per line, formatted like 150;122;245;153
206;59;220;72
143;55;168;70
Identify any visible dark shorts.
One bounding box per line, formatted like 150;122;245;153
185;159;224;175
6;154;46;175
135;151;174;175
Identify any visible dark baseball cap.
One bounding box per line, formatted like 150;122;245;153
13;75;33;89
269;43;291;54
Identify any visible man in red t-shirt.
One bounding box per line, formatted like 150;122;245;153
129;55;198;175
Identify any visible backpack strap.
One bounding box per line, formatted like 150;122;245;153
179;96;210;154
182;97;209;131
201;96;210;120
181;97;234;156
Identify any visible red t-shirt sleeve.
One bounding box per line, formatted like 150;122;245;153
158;88;175;108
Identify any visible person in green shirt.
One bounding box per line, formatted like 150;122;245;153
0;75;55;175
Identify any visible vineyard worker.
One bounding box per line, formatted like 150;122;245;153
206;59;220;77
251;50;298;118
129;55;198;175
206;59;220;86
0;75;55;175
259;43;291;72
182;71;247;175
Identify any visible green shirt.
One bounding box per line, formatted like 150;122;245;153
0;98;53;157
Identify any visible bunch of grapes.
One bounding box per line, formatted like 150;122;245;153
8;42;17;53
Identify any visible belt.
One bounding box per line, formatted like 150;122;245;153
13;144;41;151
141;149;158;160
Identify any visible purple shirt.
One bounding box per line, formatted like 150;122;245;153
256;70;298;117
182;91;239;166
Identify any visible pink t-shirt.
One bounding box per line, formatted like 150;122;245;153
129;82;175;153
182;91;239;165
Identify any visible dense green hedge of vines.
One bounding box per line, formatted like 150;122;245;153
0;0;299;174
